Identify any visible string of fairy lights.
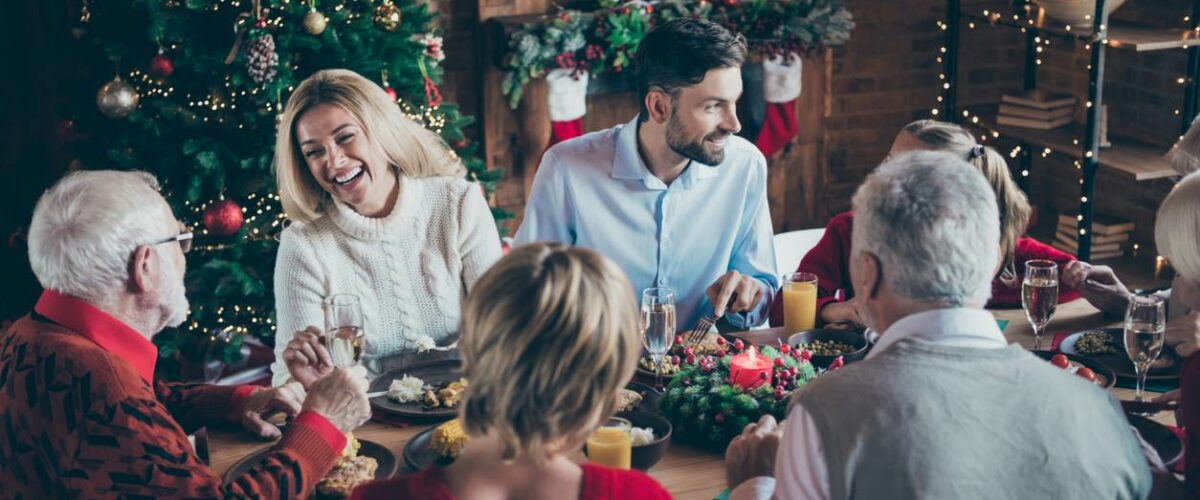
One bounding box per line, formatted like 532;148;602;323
932;1;1198;269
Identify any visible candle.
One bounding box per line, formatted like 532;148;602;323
729;346;772;390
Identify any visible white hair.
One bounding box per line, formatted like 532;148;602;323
851;151;1000;306
27;170;174;306
1156;171;1200;280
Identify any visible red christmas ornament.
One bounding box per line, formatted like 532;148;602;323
384;86;398;102
454;138;469;149
733;339;745;351
714;413;726;424
149;53;174;78
203;199;244;237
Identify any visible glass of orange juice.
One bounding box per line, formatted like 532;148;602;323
782;272;818;334
585;417;632;469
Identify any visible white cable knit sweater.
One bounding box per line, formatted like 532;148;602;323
271;175;501;385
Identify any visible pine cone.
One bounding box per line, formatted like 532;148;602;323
245;33;279;85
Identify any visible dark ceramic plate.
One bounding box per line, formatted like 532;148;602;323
1032;350;1117;389
223;439;397;498
369;360;462;419
402;425;452;471
787;329;870;368
1061;328;1181;381
1127;414;1184;467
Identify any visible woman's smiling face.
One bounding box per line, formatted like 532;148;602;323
294;102;396;216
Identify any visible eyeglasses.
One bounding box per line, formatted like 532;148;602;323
152;226;194;254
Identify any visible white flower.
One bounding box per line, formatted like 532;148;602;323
418;33;445;62
386;375;426;403
414;335;437;353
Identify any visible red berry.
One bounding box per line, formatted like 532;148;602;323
255;19;267;28
683;346;695;357
800;350;813;361
716;336;726;346
674;335;684;345
780;344;791;354
671;355;681;365
734;340;745;351
774;388;785;400
715;413;726;424
773;357;784;367
686;354;696;365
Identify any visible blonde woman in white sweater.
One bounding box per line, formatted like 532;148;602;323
271;69;501;387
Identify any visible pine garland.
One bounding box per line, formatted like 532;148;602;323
501;0;855;108
659;343;825;450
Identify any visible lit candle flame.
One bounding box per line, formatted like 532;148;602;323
747;345;758;361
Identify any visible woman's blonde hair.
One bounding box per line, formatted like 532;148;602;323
902;119;1032;284
1156;171;1200;281
459;242;641;462
274;69;465;223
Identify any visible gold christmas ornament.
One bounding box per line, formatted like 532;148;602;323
96;76;139;118
303;9;327;35
373;0;401;31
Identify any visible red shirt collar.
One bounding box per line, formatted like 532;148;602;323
34;289;158;385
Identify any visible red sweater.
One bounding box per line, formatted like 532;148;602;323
1183;353;1200;497
0;290;347;498
350;463;673;500
769;212;1080;326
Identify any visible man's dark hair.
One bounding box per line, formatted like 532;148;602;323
634;18;747;123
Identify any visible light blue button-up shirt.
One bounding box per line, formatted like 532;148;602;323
514;117;778;330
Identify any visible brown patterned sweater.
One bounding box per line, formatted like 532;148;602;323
0;290;347;499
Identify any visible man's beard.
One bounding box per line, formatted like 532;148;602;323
158;255;190;328
666;113;730;166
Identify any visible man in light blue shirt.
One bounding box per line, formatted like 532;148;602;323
514;19;778;330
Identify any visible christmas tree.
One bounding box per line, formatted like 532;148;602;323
71;0;509;366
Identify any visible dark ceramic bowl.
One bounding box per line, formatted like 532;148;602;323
583;411;673;471
620;410;672;471
787;329;870;368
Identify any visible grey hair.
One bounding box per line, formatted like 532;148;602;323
27;170;174;305
851;151;1000;306
1156;171;1200;280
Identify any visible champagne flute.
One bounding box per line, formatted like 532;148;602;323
1124;295;1166;410
324;293;366;368
1022;260;1059;351
641;287;676;389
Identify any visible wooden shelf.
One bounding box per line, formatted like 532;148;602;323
965;109;1176;181
964;13;1200;52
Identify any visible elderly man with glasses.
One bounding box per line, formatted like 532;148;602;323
0;170;370;498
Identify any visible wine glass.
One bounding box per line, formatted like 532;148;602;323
324;293;366;368
1022;260;1059;351
1124;295;1166;410
641;287;676;389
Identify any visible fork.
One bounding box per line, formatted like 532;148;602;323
685;294;737;348
684;316;715;348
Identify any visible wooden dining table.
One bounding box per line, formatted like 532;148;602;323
206;299;1178;499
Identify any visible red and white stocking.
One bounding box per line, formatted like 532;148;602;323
755;54;802;157
546;68;589;149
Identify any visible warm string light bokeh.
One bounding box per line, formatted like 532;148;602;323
932;1;1198;264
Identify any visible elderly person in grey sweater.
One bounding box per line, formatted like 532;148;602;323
727;151;1152;500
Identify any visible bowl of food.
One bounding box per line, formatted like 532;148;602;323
787;329;870;368
1034;350;1116;389
616;411;673;471
617;382;662;413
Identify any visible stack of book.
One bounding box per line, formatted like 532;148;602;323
1053;213;1134;260
997;90;1076;130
